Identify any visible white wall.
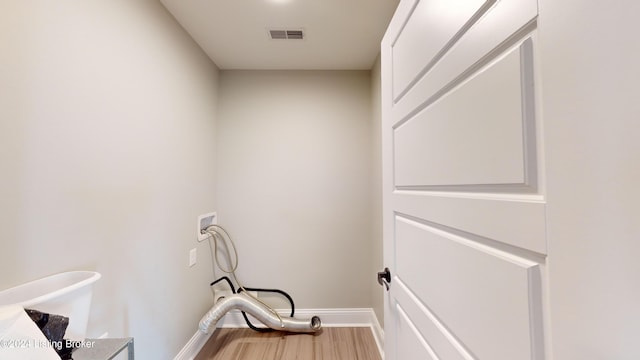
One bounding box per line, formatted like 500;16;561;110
216;70;376;309
0;1;219;358
539;0;640;358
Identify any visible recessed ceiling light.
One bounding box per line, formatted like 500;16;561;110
268;0;293;4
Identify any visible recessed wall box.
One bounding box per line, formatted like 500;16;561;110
197;212;217;242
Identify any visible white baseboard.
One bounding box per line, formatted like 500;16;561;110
173;328;213;360
174;308;384;360
370;311;385;359
217;307;375;328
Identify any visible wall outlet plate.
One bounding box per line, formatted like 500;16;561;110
197;212;217;242
189;248;197;267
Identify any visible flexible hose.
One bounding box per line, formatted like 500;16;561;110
201;225;284;327
199;293;321;334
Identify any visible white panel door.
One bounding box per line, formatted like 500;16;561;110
381;0;546;359
382;0;640;359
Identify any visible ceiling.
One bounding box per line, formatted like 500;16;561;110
160;0;400;70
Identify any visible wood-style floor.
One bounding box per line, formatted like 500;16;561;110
195;327;382;360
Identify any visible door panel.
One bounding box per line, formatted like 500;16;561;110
381;0;547;359
394;45;527;188
395;216;543;359
396;305;439;360
391;0;538;123
394;193;546;254
394;280;470;360
391;0;489;101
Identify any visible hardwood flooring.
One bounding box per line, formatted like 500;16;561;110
195;327;382;360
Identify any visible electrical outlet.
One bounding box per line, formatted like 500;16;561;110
197;212;217;242
189;248;197;267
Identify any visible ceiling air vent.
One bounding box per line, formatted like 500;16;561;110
269;29;304;40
